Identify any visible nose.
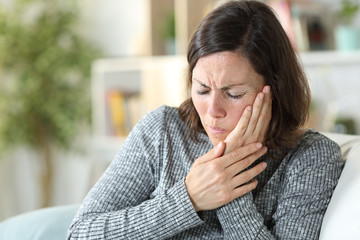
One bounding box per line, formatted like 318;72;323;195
208;93;226;118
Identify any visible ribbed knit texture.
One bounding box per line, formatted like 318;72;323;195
68;106;344;239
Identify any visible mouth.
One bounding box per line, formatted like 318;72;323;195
207;125;227;135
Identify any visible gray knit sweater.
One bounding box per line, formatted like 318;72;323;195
68;106;344;239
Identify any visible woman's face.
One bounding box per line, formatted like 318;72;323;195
192;51;265;146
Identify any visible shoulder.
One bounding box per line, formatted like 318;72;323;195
121;105;188;162
296;130;341;157
130;105;189;141
285;130;343;172
136;105;185;131
130;104;211;154
136;105;171;127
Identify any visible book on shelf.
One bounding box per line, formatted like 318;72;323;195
106;90;145;137
269;0;297;48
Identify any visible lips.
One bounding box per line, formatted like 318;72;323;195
207;125;227;134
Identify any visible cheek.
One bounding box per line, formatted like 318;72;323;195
228;103;245;127
227;96;256;127
192;94;206;118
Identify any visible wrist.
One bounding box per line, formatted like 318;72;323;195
217;192;253;215
184;177;200;212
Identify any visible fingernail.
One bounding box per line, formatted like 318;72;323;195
217;141;223;148
259;93;264;100
263;86;270;93
262;162;267;169
246;106;252;111
256;143;262;149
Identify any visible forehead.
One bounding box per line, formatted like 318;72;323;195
192;51;264;87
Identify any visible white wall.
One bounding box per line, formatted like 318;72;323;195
0;139;95;221
78;0;150;57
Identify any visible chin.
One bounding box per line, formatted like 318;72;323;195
208;135;226;147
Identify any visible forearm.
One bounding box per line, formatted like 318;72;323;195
68;179;203;239
216;193;275;240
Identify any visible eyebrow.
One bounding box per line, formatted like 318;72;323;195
192;78;246;90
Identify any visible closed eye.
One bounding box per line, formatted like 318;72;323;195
197;83;210;95
197;90;210;95
226;92;244;99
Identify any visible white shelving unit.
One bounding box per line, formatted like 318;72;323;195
299;50;360;134
300;49;360;66
91;58;143;138
91;55;188;163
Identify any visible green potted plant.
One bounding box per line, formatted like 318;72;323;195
0;0;100;207
159;11;176;55
335;0;360;51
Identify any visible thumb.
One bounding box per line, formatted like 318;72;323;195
214;141;226;157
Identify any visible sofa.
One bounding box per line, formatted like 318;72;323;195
0;204;79;240
0;132;359;240
319;132;360;239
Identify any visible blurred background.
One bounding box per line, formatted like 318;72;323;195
0;0;360;221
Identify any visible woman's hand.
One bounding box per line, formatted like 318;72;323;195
224;85;272;154
185;142;267;212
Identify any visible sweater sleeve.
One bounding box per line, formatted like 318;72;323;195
67;109;203;239
217;193;275;239
216;137;344;239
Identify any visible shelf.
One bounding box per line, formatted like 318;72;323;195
91;55;188;140
299;50;360;66
299;50;360;134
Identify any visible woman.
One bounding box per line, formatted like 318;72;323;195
68;1;343;239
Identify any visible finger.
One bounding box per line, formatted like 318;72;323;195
231;161;267;189
244;91;264;137
223;105;252;154
231;179;258;200
253;86;272;140
195;141;225;165
220;142;263;168
226;145;268;177
231;105;252;137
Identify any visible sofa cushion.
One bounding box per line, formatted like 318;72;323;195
0;205;79;240
319;141;360;239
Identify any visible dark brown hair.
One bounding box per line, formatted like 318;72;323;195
178;0;311;149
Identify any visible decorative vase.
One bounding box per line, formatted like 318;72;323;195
334;25;360;51
165;38;176;55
